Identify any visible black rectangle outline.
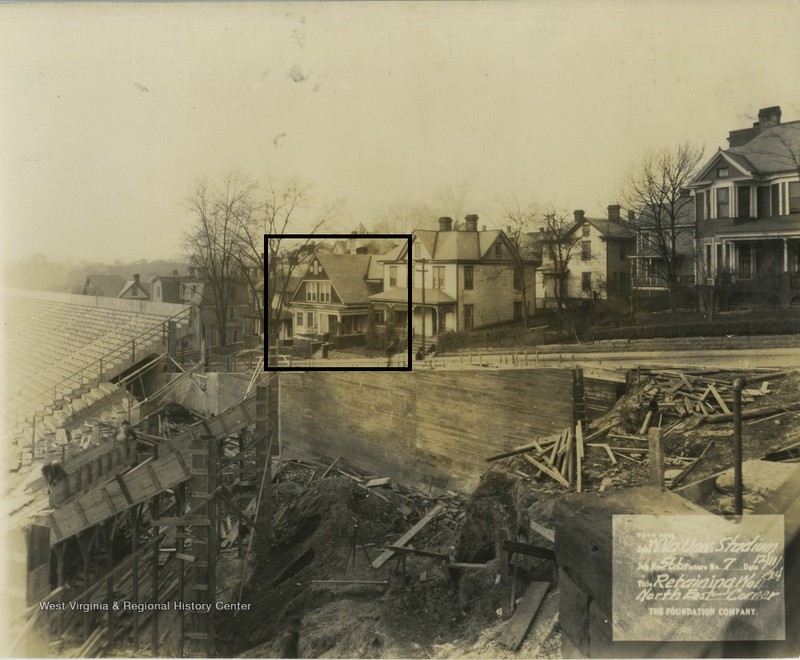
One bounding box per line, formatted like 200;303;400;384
264;233;413;372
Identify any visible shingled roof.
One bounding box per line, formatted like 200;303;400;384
315;253;376;305
413;229;506;260
726;120;800;175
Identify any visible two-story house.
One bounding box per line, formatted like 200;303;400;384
690;105;800;309
116;273;150;300
289;252;384;340
629;202;696;311
370;214;533;336
537;206;635;310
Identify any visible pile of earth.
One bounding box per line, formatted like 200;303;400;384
215;467;561;658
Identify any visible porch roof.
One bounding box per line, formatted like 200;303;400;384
368;287;455;305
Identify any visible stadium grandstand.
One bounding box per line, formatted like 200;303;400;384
3;288;193;470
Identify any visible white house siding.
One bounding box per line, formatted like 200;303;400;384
459;265;520;330
567;232;609;300
384;263;408;290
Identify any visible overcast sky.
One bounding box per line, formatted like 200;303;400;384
1;1;799;264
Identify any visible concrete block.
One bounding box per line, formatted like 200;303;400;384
558;568;589;656
554;486;709;614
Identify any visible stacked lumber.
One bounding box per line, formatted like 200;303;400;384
487;425;585;492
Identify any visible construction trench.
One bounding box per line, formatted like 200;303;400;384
6;361;800;658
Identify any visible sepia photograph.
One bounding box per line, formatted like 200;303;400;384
2;1;800;658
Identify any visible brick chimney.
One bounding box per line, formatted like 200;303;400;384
464;214;479;232
607;205;621;222
188;266;197;278
758;105;781;127
133;274;140;285
574;210;585;223
728;105;782;147
438;216;453;232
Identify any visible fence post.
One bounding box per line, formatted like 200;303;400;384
131;339;136;363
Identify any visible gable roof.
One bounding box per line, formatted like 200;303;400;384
312;253;374;305
727;121;800;175
693;121;800;185
117;279;150;299
412;229;510;260
584;218;635;240
83;274;125;298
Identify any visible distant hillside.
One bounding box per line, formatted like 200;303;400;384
2;256;191;294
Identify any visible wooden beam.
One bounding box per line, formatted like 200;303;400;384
371;505;444;569
498;581;549;650
522;455;570;489
708;384;731;415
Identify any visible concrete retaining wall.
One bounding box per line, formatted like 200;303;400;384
169;369;621;493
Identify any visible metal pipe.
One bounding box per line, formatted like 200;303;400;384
732;377;745;516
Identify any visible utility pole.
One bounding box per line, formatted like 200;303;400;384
417;258;427;356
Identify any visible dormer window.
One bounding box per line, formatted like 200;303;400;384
494;242;502;258
582;225;590;237
717;167;728;178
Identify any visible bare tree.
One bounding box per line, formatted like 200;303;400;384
185;174;254;347
436;182;472;230
497;199;542;329
757;122;800;180
262;179;336;354
371;200;436;234
535;211;582;313
621;143;704;316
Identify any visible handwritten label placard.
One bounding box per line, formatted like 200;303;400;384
612;514;784;641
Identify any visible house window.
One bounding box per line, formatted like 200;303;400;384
306;312;314;328
717;167;728;178
582;225;590;237
771;184;780;216
757;186;771;218
695;192;705;221
232;329;241;343
581;241;592;260
513;266;522;290
581;272;592;292
494;242;502;258
432;266;445;289
389;266;397;288
513;301;523;320
464;266;474;290
463;304;474;331
716;187;729;219
373;310;385;324
737;186;751;219
789;181;800;213
228;306;236;321
305;281;331;303
296;312;304;327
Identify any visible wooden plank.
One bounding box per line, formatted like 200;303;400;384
486;438;556;462
385;545;449;561
708;384;731;415
576;422;584;493
371;504;444;569
529;520;555;544
311;579;389;586
498;581;549;650
648;428;665;488
365;477;390;488
639;411;653;435
522;455;570;488
603;444;617;465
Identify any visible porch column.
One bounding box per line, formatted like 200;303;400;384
752;245;757;278
784;238;789;272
